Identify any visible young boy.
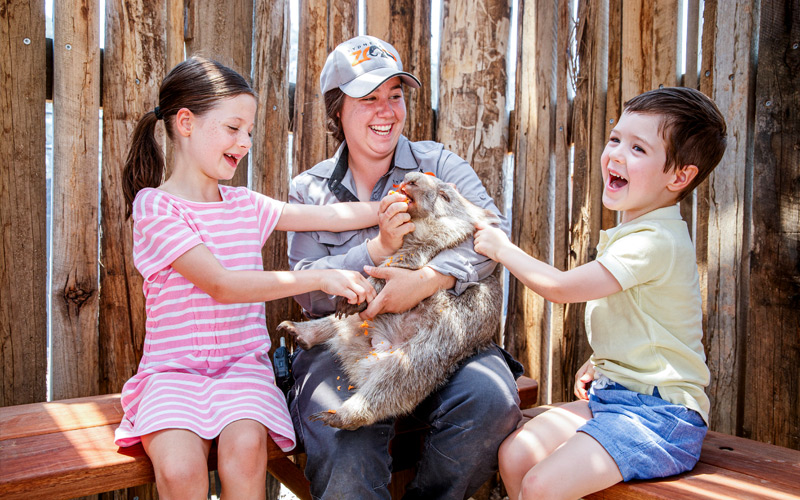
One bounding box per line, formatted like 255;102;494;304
473;87;727;500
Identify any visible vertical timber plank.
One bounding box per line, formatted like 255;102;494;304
620;0;648;100
681;0;701;228
252;0;301;341
651;0;680;89
603;0;621;231
744;0;799;450
505;0;557;394
185;0;253;187
0;0;47;406
560;0;607;402
295;0;359;173
700;0;757;436
437;0;510;204
549;0;573;403
100;1;166;498
51;0;101;401
365;0;434;142
292;0;357;176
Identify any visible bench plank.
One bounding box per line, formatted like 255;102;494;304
522;406;800;500
0;376;538;500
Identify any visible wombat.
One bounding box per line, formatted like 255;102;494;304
277;171;503;430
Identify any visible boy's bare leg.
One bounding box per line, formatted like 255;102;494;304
520;430;622;500
142;429;212;500
501;400;616;500
217;419;269;500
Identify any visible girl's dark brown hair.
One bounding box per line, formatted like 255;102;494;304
122;57;256;217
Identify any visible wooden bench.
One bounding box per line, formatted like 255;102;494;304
522;406;800;500
0;376;539;500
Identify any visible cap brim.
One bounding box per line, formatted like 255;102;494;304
339;68;421;98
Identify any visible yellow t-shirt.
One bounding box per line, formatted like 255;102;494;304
587;205;710;423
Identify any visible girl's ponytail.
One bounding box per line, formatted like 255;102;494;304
122;110;164;218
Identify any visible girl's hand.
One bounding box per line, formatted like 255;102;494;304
367;192;414;263
320;270;377;305
574;358;595;400
473;222;511;262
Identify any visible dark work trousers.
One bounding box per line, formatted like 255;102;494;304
288;344;523;500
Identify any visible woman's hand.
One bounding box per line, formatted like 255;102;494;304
367;192;414;264
473;222;512;262
358;265;455;319
574;358;595;400
319;269;377;305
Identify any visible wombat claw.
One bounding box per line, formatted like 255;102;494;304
335;299;367;318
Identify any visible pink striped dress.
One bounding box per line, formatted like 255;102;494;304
114;185;295;452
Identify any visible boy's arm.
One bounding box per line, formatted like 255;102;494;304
474;223;622;303
275;201;380;232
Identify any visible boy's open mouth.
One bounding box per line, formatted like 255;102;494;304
608;171;628;189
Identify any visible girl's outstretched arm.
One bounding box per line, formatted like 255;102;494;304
474;222;621;304
275;200;381;232
171;243;377;305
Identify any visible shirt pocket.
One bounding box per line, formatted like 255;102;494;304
312;230;362;248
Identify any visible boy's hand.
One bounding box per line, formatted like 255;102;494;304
574;358;595;400
473;222;511;262
320;269;376;305
367;192;414;263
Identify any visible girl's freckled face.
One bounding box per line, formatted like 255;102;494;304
189;94;257;181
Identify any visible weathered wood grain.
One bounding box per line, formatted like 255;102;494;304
505;0;557;391
99;0;164;397
0;0;48;407
292;0;357;176
437;0;510;204
50;0;101;401
559;0;606;403
251;0;303;345
744;0;799;450
99;3;166;498
701;0;757;436
365;0;434;143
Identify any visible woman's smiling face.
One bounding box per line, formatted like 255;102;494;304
339;77;406;165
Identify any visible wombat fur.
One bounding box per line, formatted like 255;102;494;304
277;171;503;430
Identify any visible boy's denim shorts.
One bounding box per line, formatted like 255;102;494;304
578;377;707;481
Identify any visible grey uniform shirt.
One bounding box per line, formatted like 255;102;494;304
287;135;510;318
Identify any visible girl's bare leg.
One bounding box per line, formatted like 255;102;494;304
217;419;269;500
142;429;212;500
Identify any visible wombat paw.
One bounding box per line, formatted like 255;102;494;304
309;410;364;430
335;298;368;319
276;320;312;350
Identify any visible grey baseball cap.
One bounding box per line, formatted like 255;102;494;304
319;35;421;98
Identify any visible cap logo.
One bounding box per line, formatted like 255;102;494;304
350;44;398;67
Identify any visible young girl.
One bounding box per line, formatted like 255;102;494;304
114;57;388;500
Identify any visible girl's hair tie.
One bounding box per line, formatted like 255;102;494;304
153;106;164;120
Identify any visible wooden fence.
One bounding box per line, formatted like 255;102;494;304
1;0;797;493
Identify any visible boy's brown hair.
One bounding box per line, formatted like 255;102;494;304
623;87;727;201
